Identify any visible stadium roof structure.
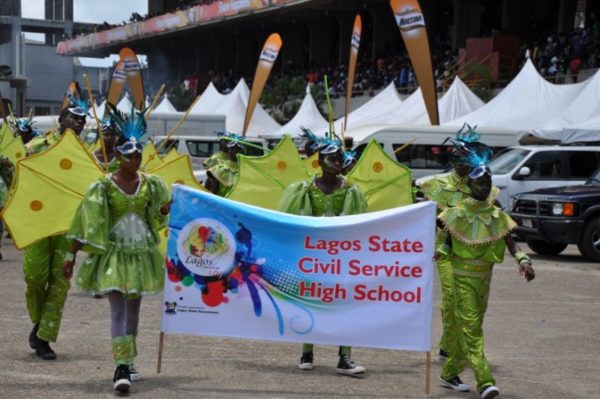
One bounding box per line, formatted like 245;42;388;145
270;85;328;138
444;59;589;130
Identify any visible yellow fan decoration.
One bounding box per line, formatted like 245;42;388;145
346;140;412;211
0;123;26;164
147;154;205;192
2;130;104;248
141;141;164;171
303;152;321;176
227;135;309;210
162;147;179;163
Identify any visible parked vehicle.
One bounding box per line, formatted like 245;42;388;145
152;135;268;182
510;166;600;261
348;124;519;179
486;145;600;208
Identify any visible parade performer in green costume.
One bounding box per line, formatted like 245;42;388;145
202;131;230;169
9;114;38;144
204;135;246;197
23;100;88;360
0;154;14;260
62;104;170;393
93;118;120;172
437;149;535;399
418;127;498;359
278;137;367;376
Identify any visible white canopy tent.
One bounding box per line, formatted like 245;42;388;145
152;95;177;113
330;82;404;132
444;59;589;129
412;77;485;125
190;82;225;114
271;85;328;137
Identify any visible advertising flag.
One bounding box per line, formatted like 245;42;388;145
389;0;439;125
242;33;282;136
119;48;145;111
107;61;127;107
343;15;362;132
161;185;435;351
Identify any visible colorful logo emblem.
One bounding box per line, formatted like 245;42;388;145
177;218;236;278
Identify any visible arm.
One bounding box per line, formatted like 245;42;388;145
505;234;535;282
62;240;84;279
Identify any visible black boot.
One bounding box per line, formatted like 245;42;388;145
29;323;40;350
36;339;57;360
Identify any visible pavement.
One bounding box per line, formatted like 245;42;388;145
0;238;598;399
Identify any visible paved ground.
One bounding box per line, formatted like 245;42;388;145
0;238;598;399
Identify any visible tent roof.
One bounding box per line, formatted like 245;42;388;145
271;85;328;137
190;82;225;114
153;95;177;113
332;82;403;131
444;59;589;129
213;88;280;137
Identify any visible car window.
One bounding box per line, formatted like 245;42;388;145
488;148;530;175
520;151;563;180
568;151;600;179
393;144;453;169
185;140;215;157
153;139;178;154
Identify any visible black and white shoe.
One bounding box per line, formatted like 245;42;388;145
29;323;40;350
439;376;470;392
299;352;314;370
336;355;366;376
129;365;140;381
113;365;131;393
480;385;500;399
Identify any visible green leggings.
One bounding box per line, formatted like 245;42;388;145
441;269;495;392
23;235;71;342
302;344;351;356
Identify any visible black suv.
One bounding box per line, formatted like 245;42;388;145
510;167;600;261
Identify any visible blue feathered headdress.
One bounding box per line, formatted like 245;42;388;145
105;102;148;144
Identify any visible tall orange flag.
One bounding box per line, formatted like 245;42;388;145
119;48;145;111
389;0;439;125
107;61;127;107
242;33;283;136
343;15;362;133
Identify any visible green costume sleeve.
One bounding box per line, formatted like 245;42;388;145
143;173;170;239
277;180;312;216
67;176;111;254
340;183;367;216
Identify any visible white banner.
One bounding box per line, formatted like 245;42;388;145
161;186;436;351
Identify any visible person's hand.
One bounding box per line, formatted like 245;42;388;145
63;260;75;279
519;262;535;282
160;199;172;215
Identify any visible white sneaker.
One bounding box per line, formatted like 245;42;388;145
439;376;470;392
480;385;500;399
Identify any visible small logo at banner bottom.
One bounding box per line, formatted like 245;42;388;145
177;218;237;278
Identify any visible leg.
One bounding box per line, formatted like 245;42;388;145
23;238;51;326
452;274;495;392
437;257;454;356
337;346;366;375
108;291;133;392
37;235;71;343
299;343;314;370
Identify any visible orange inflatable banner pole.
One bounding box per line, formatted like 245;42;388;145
119;48;145;111
389;0;439;125
107;61;127;107
242;33;283;137
343;15;362;135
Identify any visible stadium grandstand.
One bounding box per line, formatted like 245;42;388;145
56;0;600;105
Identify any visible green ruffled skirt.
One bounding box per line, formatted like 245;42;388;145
76;247;165;299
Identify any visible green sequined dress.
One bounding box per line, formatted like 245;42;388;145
67;172;169;298
277;176;366;216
